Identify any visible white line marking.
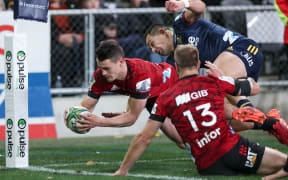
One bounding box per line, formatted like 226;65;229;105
25;166;205;180
45;158;191;167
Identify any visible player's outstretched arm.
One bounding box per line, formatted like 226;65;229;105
111;119;162;176
165;0;206;22
64;96;98;127
80;96;99;112
77;97;146;128
161;118;186;149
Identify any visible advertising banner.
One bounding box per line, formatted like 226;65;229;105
5;34;29;167
14;0;49;22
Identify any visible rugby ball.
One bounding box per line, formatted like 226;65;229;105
66;106;90;134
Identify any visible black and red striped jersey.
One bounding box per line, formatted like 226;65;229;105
88;58;178;100
150;74;241;171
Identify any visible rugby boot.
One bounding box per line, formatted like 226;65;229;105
265;109;288;145
232;106;266;124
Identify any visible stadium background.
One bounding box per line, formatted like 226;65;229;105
1;2;288;179
0;2;287;138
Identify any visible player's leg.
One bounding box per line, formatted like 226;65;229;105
213;49;288;144
262;169;288;180
160;118;186;149
220;136;288;179
214;51;257;132
213;51;250;107
233;107;288;145
256;147;288;179
224;98;254;131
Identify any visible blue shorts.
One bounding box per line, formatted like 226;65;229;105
224;38;263;81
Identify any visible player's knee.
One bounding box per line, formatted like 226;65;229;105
272;154;288;172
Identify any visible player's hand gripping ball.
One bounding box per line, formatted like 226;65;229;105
66;106;90;134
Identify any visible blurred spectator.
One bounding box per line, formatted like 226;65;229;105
201;0;224;27
117;0;164;38
66;0;81;9
221;0;253;36
0;0;6;11
81;0;116;47
4;0;13;10
50;0;85;87
149;0;165;7
115;0;166;62
101;22;118;41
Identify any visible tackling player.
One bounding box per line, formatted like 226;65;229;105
144;0;288;145
64;40;185;149
112;44;288;180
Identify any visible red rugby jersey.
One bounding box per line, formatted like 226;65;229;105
88;58;178;100
150;74;240;171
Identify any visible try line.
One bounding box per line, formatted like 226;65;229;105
24;166;206;180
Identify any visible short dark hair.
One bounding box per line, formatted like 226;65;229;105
174;44;199;68
144;24;171;40
95;40;124;62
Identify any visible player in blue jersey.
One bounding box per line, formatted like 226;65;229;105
144;0;288;145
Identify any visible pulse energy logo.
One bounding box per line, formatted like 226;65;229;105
5;51;12;90
18;119;27;158
17;51;27;90
6;119;13;158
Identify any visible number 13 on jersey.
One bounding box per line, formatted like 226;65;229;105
183;103;216;132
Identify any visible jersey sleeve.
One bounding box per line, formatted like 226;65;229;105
149;95;167;123
129;77;150;99
129;69;152;99
88;70;111;99
217;75;236;95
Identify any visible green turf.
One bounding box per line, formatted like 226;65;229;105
0;131;287;180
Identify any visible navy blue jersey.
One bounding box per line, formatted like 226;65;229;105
173;13;246;63
169;12;263;81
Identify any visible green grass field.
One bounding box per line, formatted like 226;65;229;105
0;131;288;180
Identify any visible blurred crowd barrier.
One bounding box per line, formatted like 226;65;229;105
49;6;288;96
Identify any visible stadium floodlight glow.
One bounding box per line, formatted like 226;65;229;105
4;34;29;168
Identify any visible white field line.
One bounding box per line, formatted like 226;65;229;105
45;157;191;167
24;166;206;180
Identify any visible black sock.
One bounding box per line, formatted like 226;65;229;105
253;122;263;130
262;117;279;131
237;99;254;108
